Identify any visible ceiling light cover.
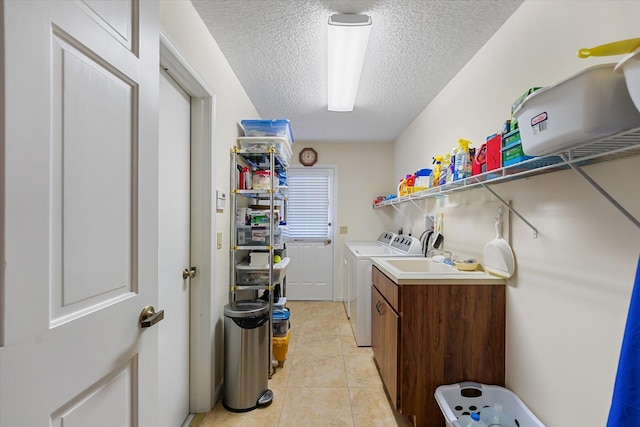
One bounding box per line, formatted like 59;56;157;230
327;14;372;112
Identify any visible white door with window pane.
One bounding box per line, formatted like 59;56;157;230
286;167;335;300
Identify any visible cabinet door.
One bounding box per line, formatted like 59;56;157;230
372;285;399;408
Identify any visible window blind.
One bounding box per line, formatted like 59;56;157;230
287;174;330;239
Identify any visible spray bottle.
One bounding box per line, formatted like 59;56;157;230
454;138;472;180
440;154;451;186
446;151;456;184
432;156;443;187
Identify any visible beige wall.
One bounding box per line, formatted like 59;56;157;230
392;1;640;425
160;0;259;410
289;142;395;300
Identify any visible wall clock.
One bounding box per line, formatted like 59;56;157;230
299;147;318;167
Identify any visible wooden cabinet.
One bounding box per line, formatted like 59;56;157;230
371;285;399;405
371;266;506;427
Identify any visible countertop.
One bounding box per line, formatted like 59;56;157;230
371;256;507;285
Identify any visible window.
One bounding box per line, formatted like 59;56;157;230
287;169;332;239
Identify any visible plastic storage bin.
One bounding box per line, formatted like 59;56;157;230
272;308;290;337
235;257;290;285
435;382;545;427
249;251;270;267
237;137;292;166
236;225;283;247
272;330;291;362
615;48;640;114
513;64;640;156
240;119;294;145
252;170;278;190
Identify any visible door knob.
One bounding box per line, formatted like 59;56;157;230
182;266;197;280
139;305;165;328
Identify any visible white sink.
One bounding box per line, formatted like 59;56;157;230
382;258;459;273
371;256;505;285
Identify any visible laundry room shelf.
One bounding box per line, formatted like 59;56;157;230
230;139;291;378
374;126;640;234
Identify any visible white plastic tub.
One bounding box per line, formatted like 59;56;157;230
235;257;290;285
615;48;640;114
237;136;292;166
513;64;640;156
435;382;545;427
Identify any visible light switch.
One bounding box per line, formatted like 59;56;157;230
217;232;223;249
339;226;348;234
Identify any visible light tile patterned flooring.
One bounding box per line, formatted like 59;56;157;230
199;301;413;427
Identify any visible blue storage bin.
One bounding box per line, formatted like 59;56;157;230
273;308;290;337
241;119;294;145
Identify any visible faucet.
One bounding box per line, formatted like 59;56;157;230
422;230;444;257
427;248;453;263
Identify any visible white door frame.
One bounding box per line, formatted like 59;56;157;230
159;32;217;412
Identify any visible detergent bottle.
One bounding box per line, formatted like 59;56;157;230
439;154;451;186
397;175;410;197
409;173;417;193
455;138;472;180
432;156;443;187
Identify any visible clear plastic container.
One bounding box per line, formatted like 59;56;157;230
252;170;278;190
235;257;290;285
240;119;294;145
468;412;487;427
480;403;516;427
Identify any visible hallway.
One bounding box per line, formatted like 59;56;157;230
198;301;412;426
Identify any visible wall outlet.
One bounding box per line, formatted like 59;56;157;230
339;226;348;234
424;214;435;231
217;232;222;249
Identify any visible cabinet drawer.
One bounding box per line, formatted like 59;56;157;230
372;267;398;311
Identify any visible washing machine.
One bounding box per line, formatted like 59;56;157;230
342;232;396;317
344;234;422;346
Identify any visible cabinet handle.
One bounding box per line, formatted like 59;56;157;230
376;300;383;315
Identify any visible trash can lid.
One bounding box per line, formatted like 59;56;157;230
224;299;269;318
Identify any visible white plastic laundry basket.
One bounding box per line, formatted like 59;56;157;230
435;382;545;427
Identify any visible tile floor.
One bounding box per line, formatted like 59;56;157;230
198;300;413;427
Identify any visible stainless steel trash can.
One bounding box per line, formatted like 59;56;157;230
223;300;273;412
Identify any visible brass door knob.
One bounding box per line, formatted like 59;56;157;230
139;305;165;328
182;266;197;280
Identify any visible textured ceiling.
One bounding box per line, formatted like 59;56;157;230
191;0;524;143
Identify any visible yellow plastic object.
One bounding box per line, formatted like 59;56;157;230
272;330;290;362
432;156;443;187
454;260;479;271
578;38;640;58
397;177;408;197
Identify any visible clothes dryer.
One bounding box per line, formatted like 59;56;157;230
344;235;422;346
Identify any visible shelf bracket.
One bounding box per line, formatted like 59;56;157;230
479;183;539;238
408;198;429;215
390;203;412;222
560;153;640;230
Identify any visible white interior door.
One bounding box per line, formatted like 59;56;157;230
158;68;191;427
286;167;336;300
1;2;160;426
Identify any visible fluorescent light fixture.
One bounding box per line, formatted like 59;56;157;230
327;14;372;112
